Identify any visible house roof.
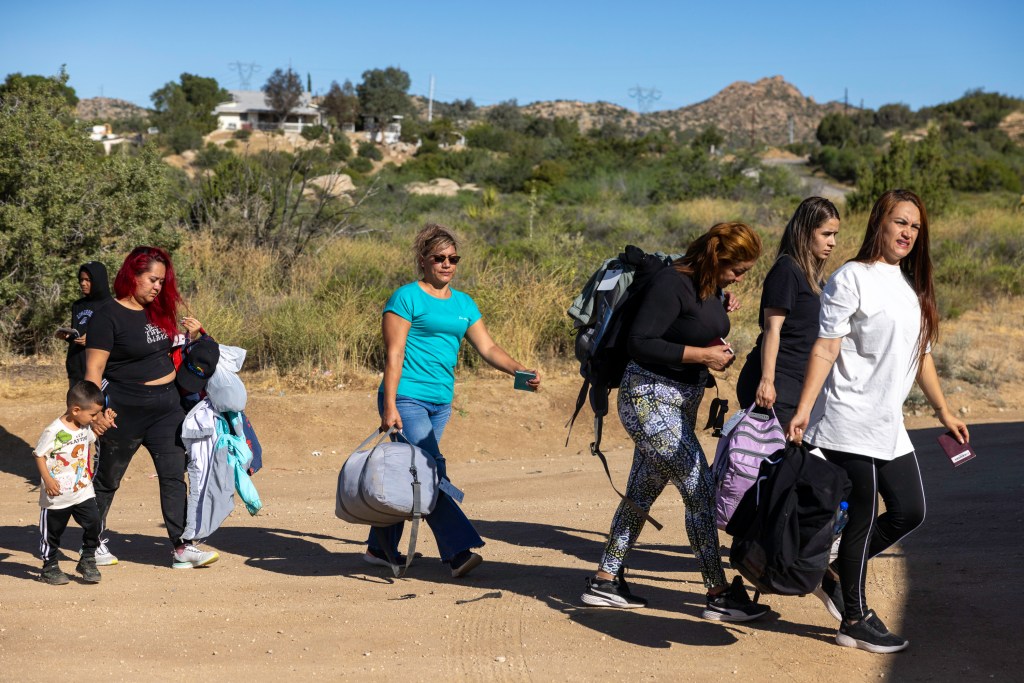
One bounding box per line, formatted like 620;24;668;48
213;90;319;116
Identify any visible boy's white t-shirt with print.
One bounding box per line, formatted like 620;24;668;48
804;261;926;460
33;417;96;509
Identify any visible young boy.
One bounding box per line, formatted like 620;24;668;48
34;381;109;585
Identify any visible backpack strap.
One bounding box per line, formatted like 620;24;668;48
591;416;664;531
703;376;729;437
564;377;591;446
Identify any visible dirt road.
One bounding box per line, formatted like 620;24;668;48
0;372;1018;681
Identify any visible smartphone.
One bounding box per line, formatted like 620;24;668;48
513;370;537;391
56;327;79;340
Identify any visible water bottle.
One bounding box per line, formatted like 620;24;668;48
833;501;849;535
830;501;849;562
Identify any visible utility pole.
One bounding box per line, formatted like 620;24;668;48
428;75;435;123
750;107;756;149
844;87;849;115
788;114;794;145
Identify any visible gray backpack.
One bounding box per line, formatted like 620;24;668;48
336;428;439;576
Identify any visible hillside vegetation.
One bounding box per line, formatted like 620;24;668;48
2;70;1023;393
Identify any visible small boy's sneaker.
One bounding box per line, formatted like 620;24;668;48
172;544;219;569
40;565;70;586
702;576;770;622
449;550;483;578
812;572;844;622
76;558;101;583
836;610;909;653
81;539;118;566
580;575;648;608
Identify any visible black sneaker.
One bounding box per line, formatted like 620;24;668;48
812;572;843;622
76;558;101;583
580;574;647;608
702;576;770;622
40;565;70;586
836;610;908;653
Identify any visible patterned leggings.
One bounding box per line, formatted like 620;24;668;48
598;361;727;589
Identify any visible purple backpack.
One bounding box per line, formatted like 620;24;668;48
712;406;786;531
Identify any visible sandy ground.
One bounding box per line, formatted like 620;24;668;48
0;369;1020;682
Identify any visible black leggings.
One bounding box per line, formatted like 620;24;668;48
93;381;188;546
817;446;926;621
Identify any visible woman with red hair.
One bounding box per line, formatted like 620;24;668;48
581;223;770;622
86;246;218;569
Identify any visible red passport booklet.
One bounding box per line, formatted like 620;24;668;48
937;432;976;467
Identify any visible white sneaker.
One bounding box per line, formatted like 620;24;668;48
172;543;219;569
82;539;118;566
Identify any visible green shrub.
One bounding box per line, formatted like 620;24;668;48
348;156;373;173
224;139;237;149
233;128;252;140
301;124;326;141
330;135;352;161
166;125;203;153
358;141;383;160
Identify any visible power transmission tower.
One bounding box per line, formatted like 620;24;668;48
229;61;261;89
628;85;662;114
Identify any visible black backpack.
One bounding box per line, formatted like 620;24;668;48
565;246;679;530
726;442;851;596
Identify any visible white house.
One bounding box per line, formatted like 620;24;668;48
213;90;321;133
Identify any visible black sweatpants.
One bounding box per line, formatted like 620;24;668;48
817;446;926;621
93;381;188;546
39;499;100;567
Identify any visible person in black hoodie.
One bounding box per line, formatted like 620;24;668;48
57;262;112;388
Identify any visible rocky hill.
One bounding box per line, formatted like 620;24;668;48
515;76;847;146
75;97;149;122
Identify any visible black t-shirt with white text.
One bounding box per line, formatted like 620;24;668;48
86;302;175;383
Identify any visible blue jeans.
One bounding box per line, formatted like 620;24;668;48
367;394;484;563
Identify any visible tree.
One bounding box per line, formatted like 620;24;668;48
0;70;175;352
691;125;725;153
321;79;360;126
356;67;413;131
151;73;228;152
816;113;856;148
486;99;525;132
0;71;78;106
263;68;304;124
848;131;950;213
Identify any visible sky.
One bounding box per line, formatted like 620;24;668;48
2;0;1023;113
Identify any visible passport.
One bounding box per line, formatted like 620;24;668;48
937;431;976;467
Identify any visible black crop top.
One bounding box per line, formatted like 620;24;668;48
627;267;730;385
86;302;175;383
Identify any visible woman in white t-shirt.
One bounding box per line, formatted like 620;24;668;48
787;189;969;654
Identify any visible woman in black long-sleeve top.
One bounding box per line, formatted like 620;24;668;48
581;222;769;622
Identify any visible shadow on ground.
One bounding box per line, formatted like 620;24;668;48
888;422;1021;680
0;425;37;485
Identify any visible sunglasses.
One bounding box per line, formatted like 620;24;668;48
429;254;461;265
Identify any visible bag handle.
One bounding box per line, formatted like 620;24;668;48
371;426;423;579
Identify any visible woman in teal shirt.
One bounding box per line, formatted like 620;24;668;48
367;223;541;577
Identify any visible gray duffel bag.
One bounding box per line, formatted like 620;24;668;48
336;427;439;576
